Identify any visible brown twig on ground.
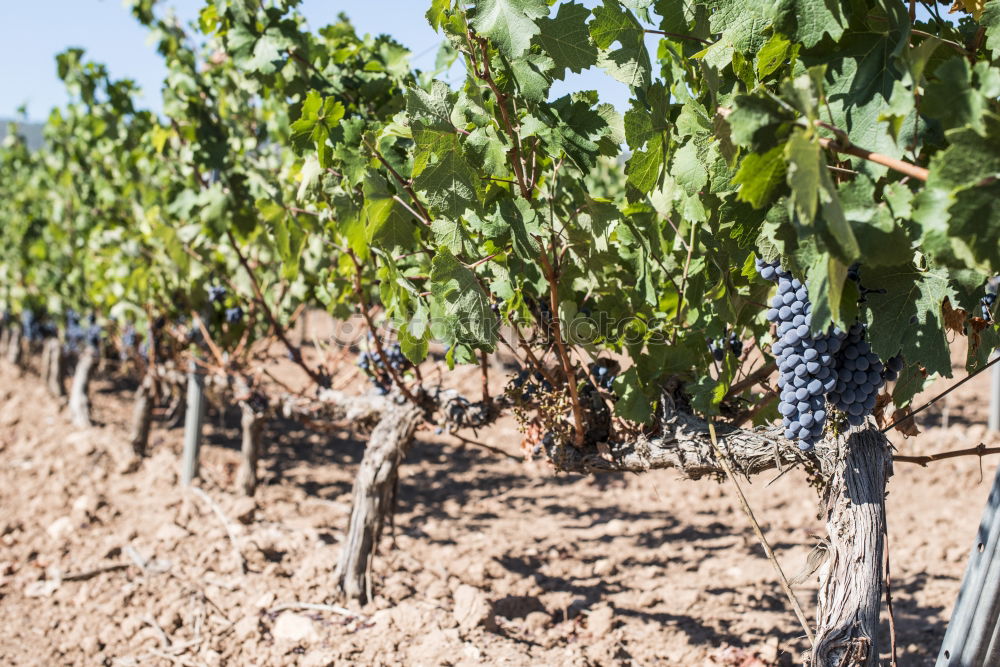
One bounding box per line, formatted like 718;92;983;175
61;563;130;582
190;486;247;575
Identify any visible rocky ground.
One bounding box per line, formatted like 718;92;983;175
0;345;997;666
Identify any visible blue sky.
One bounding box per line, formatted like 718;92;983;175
1;0;633;122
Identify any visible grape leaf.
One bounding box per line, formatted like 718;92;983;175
535;2;598;76
429;247;498;349
470;0;548;59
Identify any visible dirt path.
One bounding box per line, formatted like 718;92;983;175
0;358;997;665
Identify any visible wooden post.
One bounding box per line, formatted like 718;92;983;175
936;461;1000;665
180;357;206;486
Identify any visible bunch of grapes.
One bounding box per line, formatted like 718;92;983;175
757;258;906;447
588;359;618;391
508;369;554;402
225;307;244;324
208;285;227;304
66;311;84;350
982;283;997;322
708;333;743;361
119;324;137;361
758;259;838;450
826;323;885;427
85;315;102;348
357;342;411;395
21;309;40;342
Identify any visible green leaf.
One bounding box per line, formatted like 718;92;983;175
412;129;481;218
363;175;418;252
863;264;956;378
612;367;654;422
429;247;498;349
470;0;549;59
756;33;792;79
626;133;665;193
590;0;651;88
535;2;598;76
772;0;847;48
733;145;786;208
784;129;820;223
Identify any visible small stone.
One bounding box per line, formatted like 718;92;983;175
46;516;74;541
155;523;189;543
272;612;318;643
234;615;259;641
586;605;615;636
254;591;276;609
452;584;496;632
231;498;257;525
592;558;615;577
523;611;550;633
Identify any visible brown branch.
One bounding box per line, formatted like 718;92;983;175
507;316;560;389
536;249;586;448
818;136;928;182
892;443;1000;467
480;349;491;405
472;35;531;199
224;229;328;388
882;354;1000;433
730;391;778;428
726;361;777;399
673;222;699;344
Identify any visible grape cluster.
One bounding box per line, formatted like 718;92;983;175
208;285;227;304
708;333;743;361
588;359;619;391
983;291;997;322
225;307;244;324
66;310;84;349
757;258;904;447
509;369;554;401
826;323;885;427
357;342;411;395
758;259;838;450
85;315;102;348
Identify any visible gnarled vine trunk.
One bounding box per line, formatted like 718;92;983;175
334;401;423;604
236;381;266;496
128;373;155;457
810;429;892;666
69;346;97;428
6;327;22;367
42;338;66;397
